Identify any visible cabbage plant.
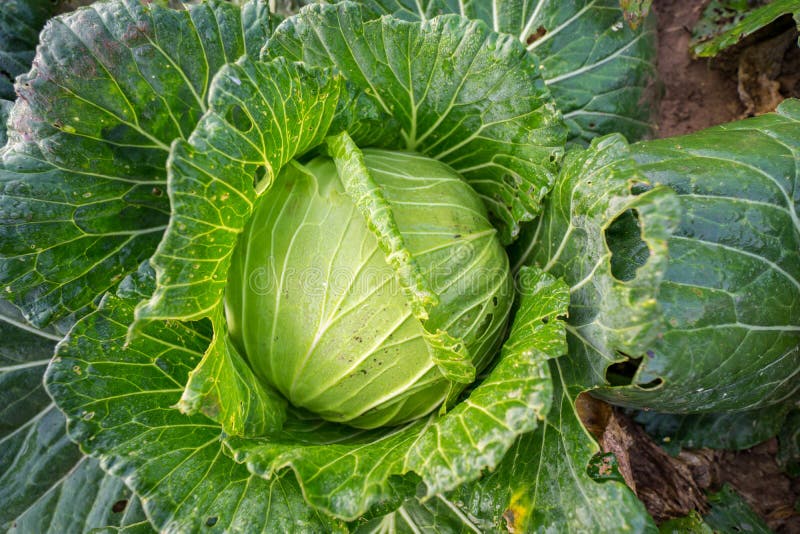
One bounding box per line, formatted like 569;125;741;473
0;0;797;532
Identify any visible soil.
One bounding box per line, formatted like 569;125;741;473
580;2;800;529
653;0;800;138
654;0;744;137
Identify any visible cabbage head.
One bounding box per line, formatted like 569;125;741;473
225;149;513;428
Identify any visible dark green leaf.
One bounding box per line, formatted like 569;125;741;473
264;2;566;243
45;265;344;532
499;359;655;532
1;99;11;146
658;511;713;534
0;0;59;100
607;100;800;412
350;494;489;533
511;133;681;395
634;402;794;452
690;0;758;53
519;101;800;414
363;0;657;144
703;485;773;534
0;299;152;533
0;0;272;327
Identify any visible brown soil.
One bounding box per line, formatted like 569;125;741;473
653;0;800;138
653;0;743;137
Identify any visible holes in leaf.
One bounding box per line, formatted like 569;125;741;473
630;181;651;195
605;354;642;386
225;104;252;132
605;209;649;281
637;377;663;390
205;516;218;527
587;452;625;483
111;500;128;513
526;26;547;45
252;165;266;190
605;354;663;390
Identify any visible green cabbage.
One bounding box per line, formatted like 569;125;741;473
226;149;513;427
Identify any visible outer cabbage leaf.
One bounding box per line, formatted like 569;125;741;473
45;265;344;533
703;485;772;534
658;512;713;534
690;0;761;55
223;266;564;520
0;0;60;100
612;101;800;411
0;299;152;533
354;359;656;533
350;495;491;533
0;0;272;327
511;133;680;390
517;101;800;413
634;401;796;453
264;1;567;244
0;99;10;146
467;359;655;532
660;491;774;534
364;0;657;144
692;0;800;57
